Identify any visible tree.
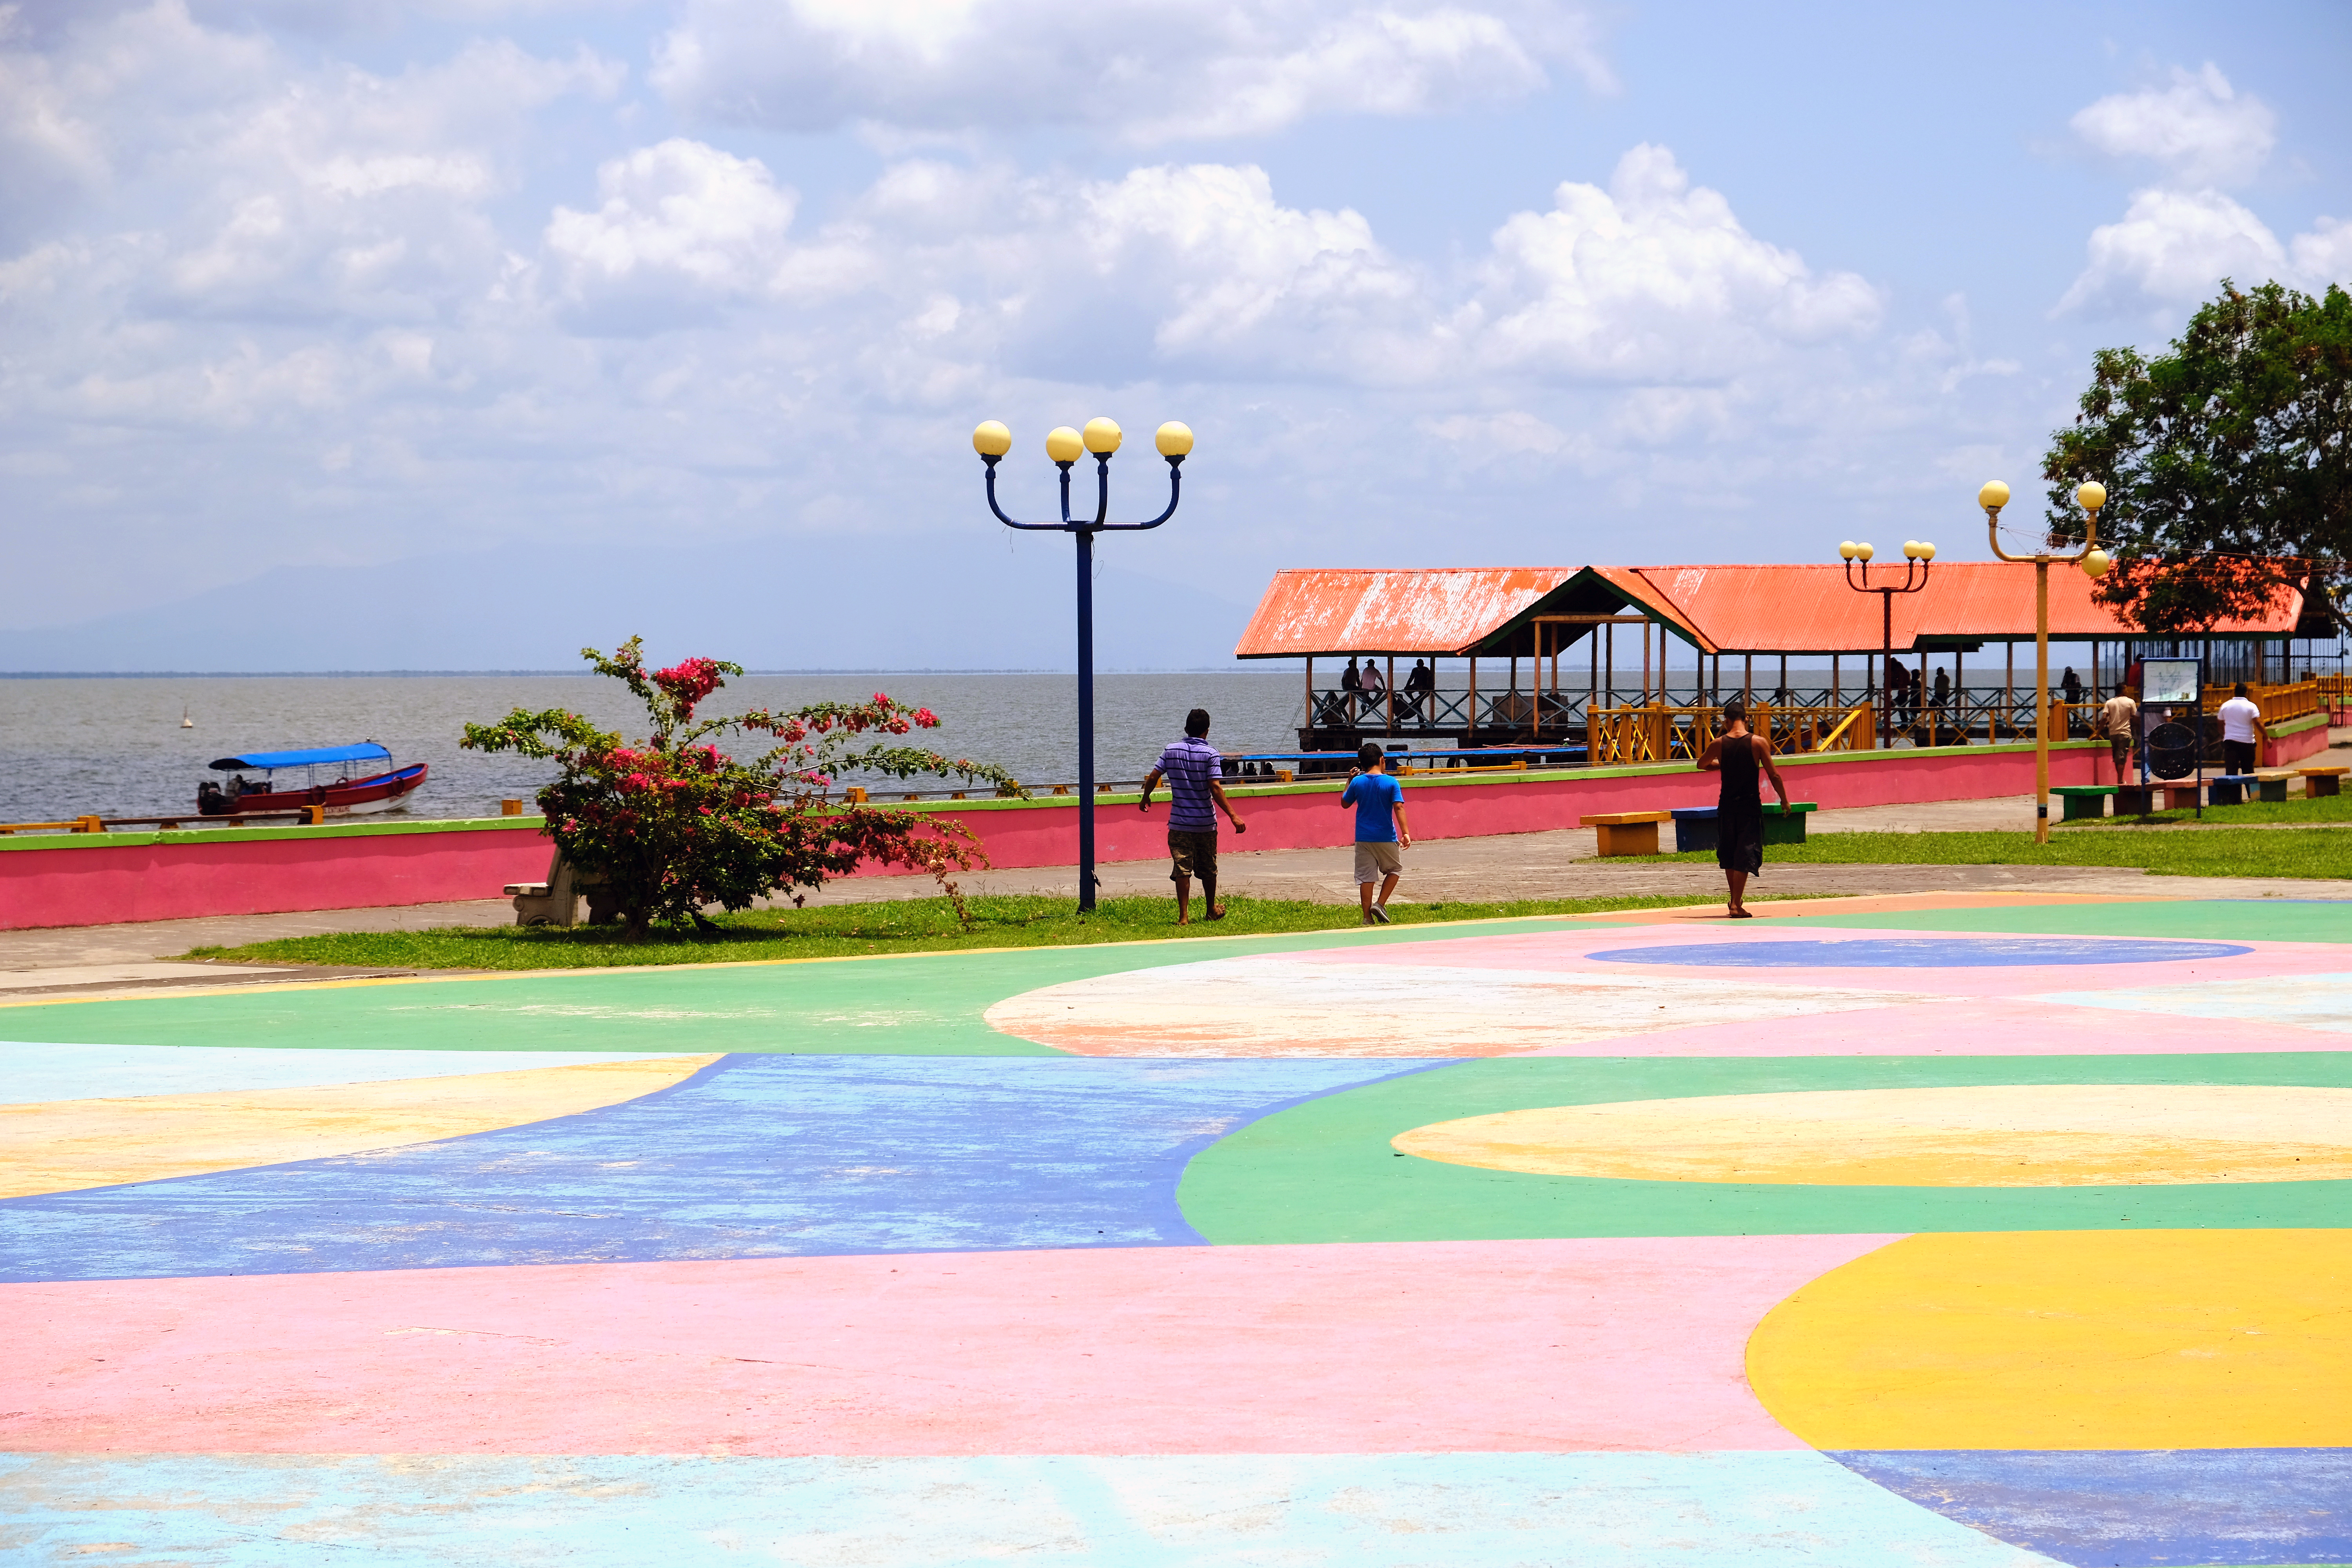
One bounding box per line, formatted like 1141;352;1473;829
462;638;1022;940
2041;279;2350;633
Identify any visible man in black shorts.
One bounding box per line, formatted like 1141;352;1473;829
1140;708;1247;924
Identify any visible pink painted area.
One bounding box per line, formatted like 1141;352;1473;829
1518;996;2350;1057
1276;923;2347;999
0;1235;1893;1456
843;743;2105;878
2264;723;2330;767
0;826;548;932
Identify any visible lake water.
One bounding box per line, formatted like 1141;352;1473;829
0;673;1315;823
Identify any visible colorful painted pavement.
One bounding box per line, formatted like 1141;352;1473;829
1;893;2347;1566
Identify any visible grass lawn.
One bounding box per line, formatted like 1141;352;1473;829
185;892;1740;971
2069;791;2352;828
1648;826;2351;880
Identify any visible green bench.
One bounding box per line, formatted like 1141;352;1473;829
2052;784;2116;821
1762;801;1818;845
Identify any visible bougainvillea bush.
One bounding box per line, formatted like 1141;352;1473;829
462;638;1022;940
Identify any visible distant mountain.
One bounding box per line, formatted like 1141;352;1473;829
0;537;1259;673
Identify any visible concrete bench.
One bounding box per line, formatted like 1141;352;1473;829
505;850;616;927
2209;774;2256;806
1762;801;1818;845
2114;784;2154;815
2160;782;2203;810
1670;807;1718;853
2052;784;2116;821
2301;765;2347;798
2254;771;2294;804
1582;810;1671;857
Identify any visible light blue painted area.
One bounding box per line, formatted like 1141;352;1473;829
1589;937;2255;969
0;1451;2066;1566
0;1040;713;1105
1832;1449;2352;1567
0;1056;1439;1282
2030;974;2352;1034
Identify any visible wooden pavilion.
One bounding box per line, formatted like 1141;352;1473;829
1234;564;2323;764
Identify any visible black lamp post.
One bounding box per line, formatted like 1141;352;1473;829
1837;537;1935;751
974;416;1192;912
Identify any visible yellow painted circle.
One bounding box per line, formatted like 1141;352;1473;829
1391;1084;2352;1187
1748;1229;2352;1450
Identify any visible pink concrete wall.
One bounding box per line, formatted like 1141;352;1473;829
0;826;550;932
2264;724;2331;768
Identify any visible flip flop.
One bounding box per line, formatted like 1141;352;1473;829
1729;908;1754;918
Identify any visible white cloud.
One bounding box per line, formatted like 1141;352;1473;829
2057;187;2287;314
652;0;1608;143
1469;145;1881;380
2071;64;2275;189
547;139;799;299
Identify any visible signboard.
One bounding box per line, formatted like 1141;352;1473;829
2140;657;2202;705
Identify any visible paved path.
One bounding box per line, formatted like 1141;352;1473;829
3;793;2345;993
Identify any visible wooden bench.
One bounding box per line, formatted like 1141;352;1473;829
2051;784;2116;821
2208;774;2256;807
2302;764;2347;798
1582;810;1671;857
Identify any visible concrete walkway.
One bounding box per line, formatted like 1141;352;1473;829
3;792;2345;993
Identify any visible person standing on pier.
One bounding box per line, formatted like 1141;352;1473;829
1140;707;1247;925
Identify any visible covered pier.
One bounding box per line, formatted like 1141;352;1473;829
1234;563;2327;767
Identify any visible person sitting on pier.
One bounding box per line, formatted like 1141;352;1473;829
1341;658;1362;693
1361;658;1385;695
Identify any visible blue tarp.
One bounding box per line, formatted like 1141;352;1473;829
208;742;391;772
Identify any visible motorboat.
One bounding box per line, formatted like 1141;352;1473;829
198;742;428;817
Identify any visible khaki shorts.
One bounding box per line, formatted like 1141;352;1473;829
1168;829;1218;880
1354;840;1403;884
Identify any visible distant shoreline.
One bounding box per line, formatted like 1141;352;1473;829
0;668;1278;679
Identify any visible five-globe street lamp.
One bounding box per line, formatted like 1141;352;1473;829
1981;479;2110;844
975;415;1194;912
1837;537;1936;752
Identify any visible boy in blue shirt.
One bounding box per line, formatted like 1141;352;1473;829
1340;742;1410;924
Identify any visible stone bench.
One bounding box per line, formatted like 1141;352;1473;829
2209;774;2257;807
1582;810;1671;857
505;849;615;927
2301;765;2347;798
2254;771;2295;804
2052;784;2116;821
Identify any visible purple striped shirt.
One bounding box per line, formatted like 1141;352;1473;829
1155;736;1222;831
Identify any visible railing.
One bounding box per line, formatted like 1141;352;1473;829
2202;681;2322;727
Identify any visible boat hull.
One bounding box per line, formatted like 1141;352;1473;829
203;763;429;817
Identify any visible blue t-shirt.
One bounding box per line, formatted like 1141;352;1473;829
1342;771;1404;842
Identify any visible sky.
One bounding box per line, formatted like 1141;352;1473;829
2;0;2348;671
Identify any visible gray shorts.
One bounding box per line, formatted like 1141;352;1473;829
1354;840;1403;884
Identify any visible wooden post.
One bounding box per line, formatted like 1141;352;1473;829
1589;625;1600;766
1387;655;1396;733
1955;646;1965;741
1641;622;1651;703
1744;654;1753;707
1305;655;1314;742
1605;624;1613;711
1831;653;1839;711
1468;653;1478;743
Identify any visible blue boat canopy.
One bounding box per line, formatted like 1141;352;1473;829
209;742;392;772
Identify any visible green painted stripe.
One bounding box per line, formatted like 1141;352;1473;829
1177;1052;2352;1244
1794;898;2352;943
0;915;1595;1053
2267;711;2329;738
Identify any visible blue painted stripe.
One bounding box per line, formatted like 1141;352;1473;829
1830;1449;2352;1567
0;1451;2066;1567
0;1056;1443;1282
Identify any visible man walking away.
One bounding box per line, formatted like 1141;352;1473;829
1341;741;1410;924
1140;708;1247;925
2220;682;2263;777
2100;686;2139;784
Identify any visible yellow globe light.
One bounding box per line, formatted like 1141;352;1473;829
1918;541;1936;561
1978;480;2011;512
1083;416;1123;455
1045;425;1084;464
2083;547;2112;578
972;420;1012;457
1155;421;1194;458
2077;480;2107;512
1856;541;1875;562
1838;540;1858;561
1902;540;1920;559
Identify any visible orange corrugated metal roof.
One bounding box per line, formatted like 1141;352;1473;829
1232;568;1578;657
1618;563;2302;652
1236;563;2304;659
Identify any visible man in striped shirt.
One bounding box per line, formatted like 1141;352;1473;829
1140;707;1248;924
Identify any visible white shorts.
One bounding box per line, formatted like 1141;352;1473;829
1354;841;1403;884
